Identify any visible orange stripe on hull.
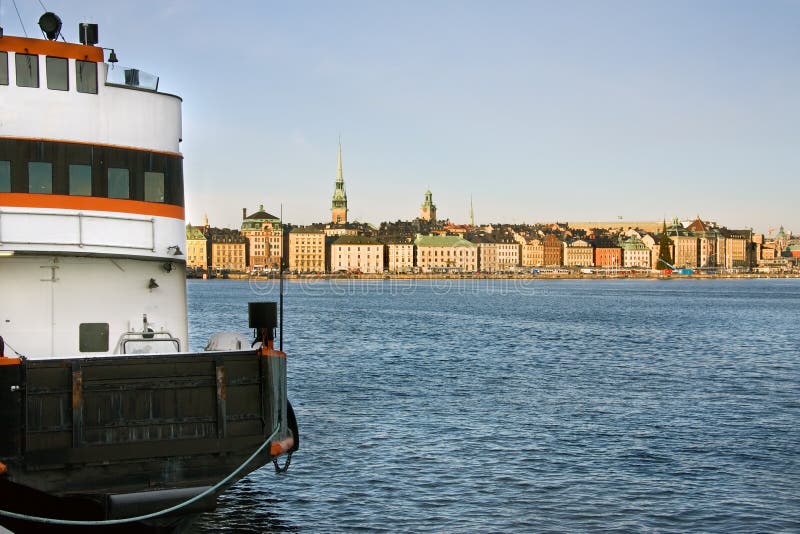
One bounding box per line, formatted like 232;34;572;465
0;357;21;366
0;193;185;220
0;36;104;62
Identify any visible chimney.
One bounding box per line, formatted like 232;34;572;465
242;208;247;220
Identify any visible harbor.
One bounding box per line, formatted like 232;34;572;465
192;278;800;532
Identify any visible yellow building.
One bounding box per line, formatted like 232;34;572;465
185;224;208;270
522;239;544;267
414;235;477;273
289;227;326;273
671;236;698;268
563;240;594;267
331;236;384;273
210;230;248;273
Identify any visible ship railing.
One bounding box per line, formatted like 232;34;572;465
118;331;181;354
105;64;159;92
0;209;155;252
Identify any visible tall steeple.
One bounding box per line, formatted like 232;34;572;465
469;195;475;227
420;189;437;222
331;139;348;224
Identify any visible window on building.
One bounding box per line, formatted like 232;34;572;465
15;53;39;87
144;171;165;202
0;52;8;85
0;161;10;192
76;60;97;94
69;164;92;196
28;162;53;194
46;56;68;91
108;168;130;199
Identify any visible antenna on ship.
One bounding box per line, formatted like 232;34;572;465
279;203;284;352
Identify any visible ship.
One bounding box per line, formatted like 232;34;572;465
0;12;298;531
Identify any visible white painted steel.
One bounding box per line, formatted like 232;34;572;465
0;255;188;358
0;208;186;260
0;56;181;154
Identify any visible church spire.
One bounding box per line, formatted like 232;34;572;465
331;139;348;224
469;195;475;227
337;137;343;183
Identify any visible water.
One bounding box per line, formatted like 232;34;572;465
190;278;800;533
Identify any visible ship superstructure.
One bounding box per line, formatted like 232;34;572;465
0;24;187;358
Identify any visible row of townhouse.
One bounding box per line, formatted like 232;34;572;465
187;212;768;274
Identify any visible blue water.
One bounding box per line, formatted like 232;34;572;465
190;278;800;533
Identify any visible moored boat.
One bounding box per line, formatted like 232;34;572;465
0;12;297;531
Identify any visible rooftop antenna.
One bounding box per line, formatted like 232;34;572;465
279;203;284;352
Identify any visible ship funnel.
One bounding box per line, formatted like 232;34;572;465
38;12;62;41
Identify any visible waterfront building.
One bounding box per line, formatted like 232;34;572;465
477;242;497;272
387;243;415;273
721;229;753;269
186;224;208;270
620;237;652;268
497;242;521;271
240;204;283;271
289;227;326;272
666;218;698;268
331;236;384;273
331;141;348;224
414;235;477;273
594;247;622;268
522;239;544;267
542;234;564;266
420;190;437;222
209;229;248;273
563;239;594;267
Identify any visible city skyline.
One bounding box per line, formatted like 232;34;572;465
4;0;796;233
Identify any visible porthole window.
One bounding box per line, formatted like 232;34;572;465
15;53;39;88
76;60;97;94
69;164;92;196
0;52;8;85
46;57;68;91
108;167;130;199
28;162;52;194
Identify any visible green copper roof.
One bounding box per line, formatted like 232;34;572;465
186;225;206;240
414;235;476;247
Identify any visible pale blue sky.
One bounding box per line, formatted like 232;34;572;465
3;1;798;234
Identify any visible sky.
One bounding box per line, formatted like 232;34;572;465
2;0;798;234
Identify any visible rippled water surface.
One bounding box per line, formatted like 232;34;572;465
189;278;800;533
